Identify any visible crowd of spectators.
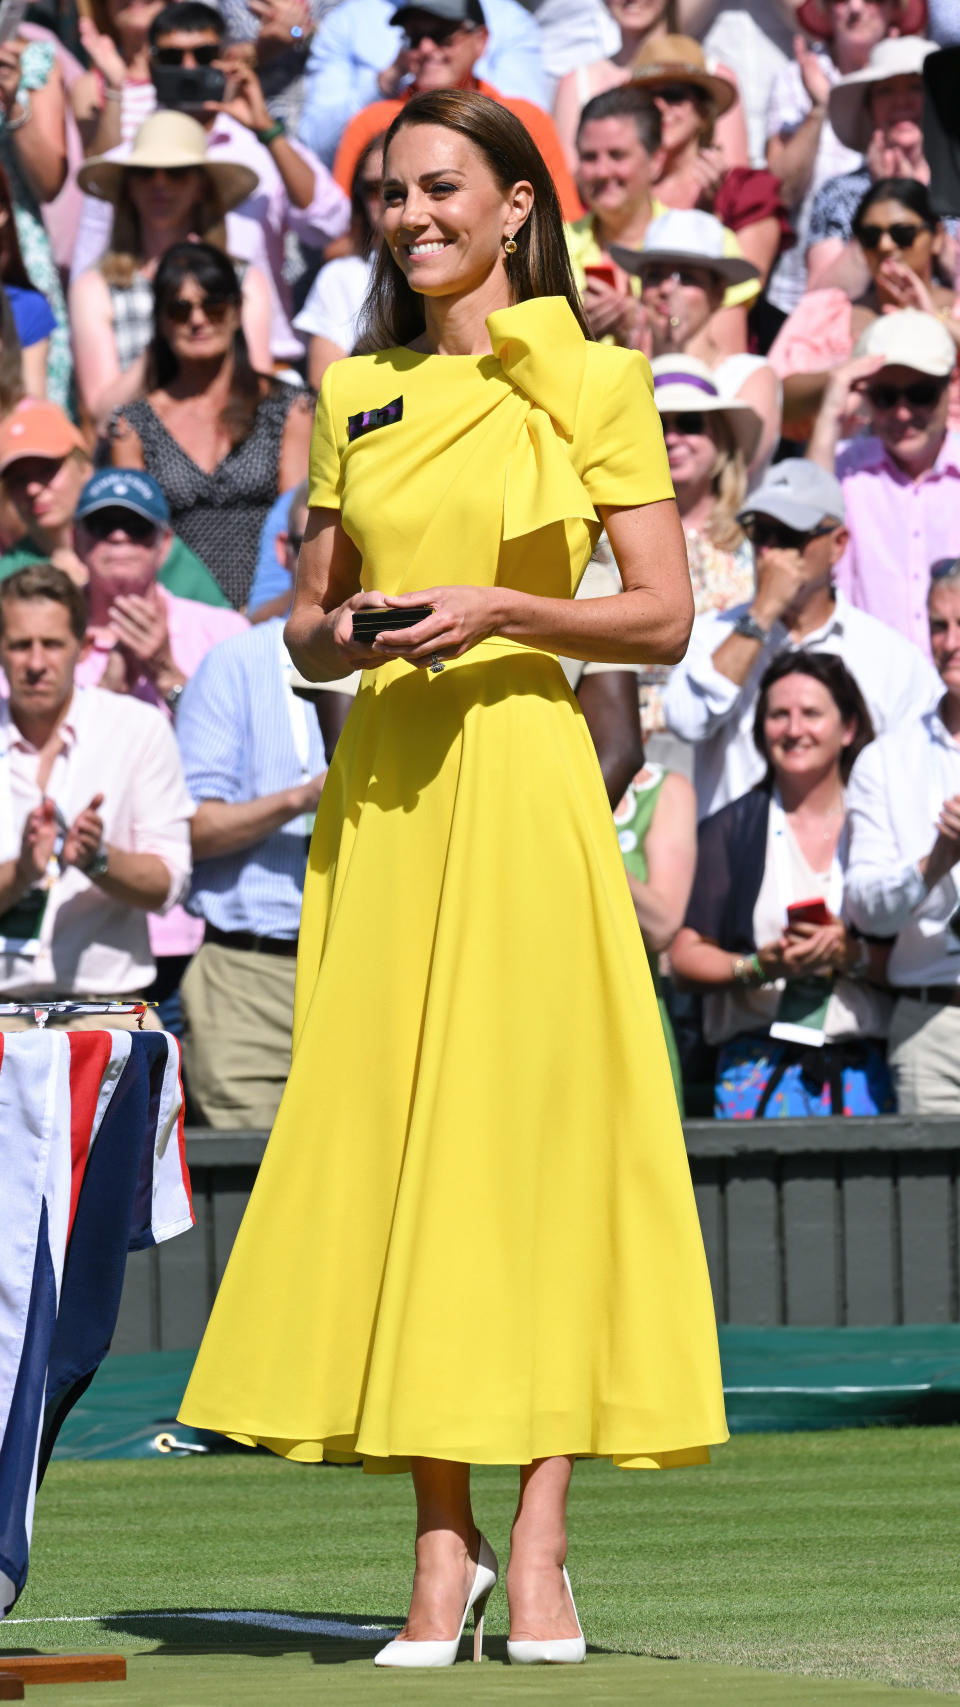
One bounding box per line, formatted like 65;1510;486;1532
1;0;960;1125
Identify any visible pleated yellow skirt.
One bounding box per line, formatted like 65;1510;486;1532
179;640;728;1470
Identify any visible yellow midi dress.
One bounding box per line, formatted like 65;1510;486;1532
178;297;728;1471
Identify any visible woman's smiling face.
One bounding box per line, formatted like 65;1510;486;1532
381;123;531;300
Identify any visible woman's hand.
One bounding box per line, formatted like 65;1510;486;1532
208;57;272;133
877;255;934;314
0;41;23;120
364;585;502;667
77;15;127;91
692;142;727;212
581;275;640;346
782;913;851;974
755;938;788;982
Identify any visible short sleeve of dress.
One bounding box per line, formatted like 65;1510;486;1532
308;363;343;511
578;347;674;511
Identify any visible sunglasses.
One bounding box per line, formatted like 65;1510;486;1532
402;19;473;45
865;378;947;411
643;263;716;291
129;165;198;183
163;294;236;325
654;82;700;105
930;557;958;581
661;410;706;435
743;517;836;551
154;43;220;64
857;220;929;251
82;508;158;544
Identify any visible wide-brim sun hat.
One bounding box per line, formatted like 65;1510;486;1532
609;208;760;288
628;34;737;118
797;0;926;41
77;111;258;213
828;36;936;154
651;355;762;466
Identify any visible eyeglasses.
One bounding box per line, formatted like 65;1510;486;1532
930;557;959;581
743;517;837;551
865;378;948;411
857;220;929;251
661;411;706;435
129;165;198;184
81;508;159;544
402;19;475;45
163;294;236;325
286;530;304;554
654;82;699;105
154;43;220;64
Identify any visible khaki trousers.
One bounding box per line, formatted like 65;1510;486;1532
0;1007;163;1033
180;940;296;1131
888;996;960;1114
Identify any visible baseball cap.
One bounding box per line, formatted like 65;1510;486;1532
0;399;86;475
75;469;171;528
391;0;485;27
852;309;956;379
738;460;846;533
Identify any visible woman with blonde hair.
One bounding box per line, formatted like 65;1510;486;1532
69;110;272;427
640;356;758;735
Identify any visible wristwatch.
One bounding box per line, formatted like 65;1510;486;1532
733;612;770;644
255;118;286;147
85;845;110;881
165;681;185;715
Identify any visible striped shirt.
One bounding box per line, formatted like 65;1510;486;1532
176;620;327;939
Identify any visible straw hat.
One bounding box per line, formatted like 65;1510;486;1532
610;209;760;287
77;111;258;212
828;35;935;154
651;355;762;465
797;0;926;43
629;35;737;118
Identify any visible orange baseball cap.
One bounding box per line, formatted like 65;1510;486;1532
0;399;87;475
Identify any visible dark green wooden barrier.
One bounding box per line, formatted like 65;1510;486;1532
111;1117;960;1354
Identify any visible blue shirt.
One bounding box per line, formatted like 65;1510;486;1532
5;283;56;349
248;487;296;618
177;620;326;938
297;0;549;164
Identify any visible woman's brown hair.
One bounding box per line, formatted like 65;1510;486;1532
355;89;589;354
702;413;746;554
0;163;34;293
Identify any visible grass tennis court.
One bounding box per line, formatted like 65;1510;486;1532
4;1428;960;1703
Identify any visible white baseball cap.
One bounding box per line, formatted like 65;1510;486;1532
853;308;956;378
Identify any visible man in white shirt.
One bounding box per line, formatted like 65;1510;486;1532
663;458;942;819
845;557;960;1112
0;566;193;1026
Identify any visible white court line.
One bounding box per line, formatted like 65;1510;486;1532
2;1610;394;1640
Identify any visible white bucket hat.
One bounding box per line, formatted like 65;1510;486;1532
853;307;956;376
828;36;935;154
78;111;258;213
610;208;760;288
651;355;762;465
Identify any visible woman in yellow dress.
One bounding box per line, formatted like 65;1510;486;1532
179;87;727;1668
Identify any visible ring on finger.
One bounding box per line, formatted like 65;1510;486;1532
429;653;445;674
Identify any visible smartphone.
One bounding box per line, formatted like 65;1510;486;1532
152;64;226;109
0;0;27;46
352;604;433;642
786;897;832;928
583;263;617;291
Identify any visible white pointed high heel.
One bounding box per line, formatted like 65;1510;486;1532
506;1565;587;1665
374;1532;498;1668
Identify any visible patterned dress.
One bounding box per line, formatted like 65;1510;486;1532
116;382;302;608
1;41;72;410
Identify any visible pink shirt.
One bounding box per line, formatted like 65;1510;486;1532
76;585;246;959
0;686;193;998
833;431;960;660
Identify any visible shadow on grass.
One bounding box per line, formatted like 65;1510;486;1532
3;1611;619;1670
